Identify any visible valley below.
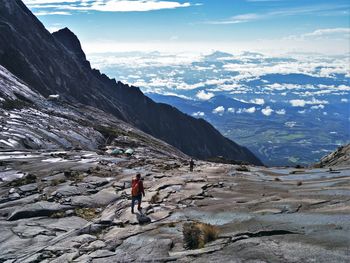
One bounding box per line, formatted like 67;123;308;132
1;145;349;262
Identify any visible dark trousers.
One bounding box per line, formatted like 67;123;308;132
131;194;142;211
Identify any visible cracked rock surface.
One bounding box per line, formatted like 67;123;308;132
0;147;349;263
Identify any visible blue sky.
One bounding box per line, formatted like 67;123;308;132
23;0;350;54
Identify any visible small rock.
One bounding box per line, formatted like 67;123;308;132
18;183;38;193
88;249;116;259
84;240;106;251
71;234;97;244
136;213;151;225
8;193;21;200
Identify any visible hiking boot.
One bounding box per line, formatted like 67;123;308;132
131;209;134;214
138;207;142;211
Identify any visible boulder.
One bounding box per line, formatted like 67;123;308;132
7;201;72;221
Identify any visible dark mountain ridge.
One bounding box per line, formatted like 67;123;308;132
0;0;262;165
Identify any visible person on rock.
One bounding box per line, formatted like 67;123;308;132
189;158;195;172
131;173;145;214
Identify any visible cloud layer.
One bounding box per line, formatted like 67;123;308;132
24;0;194;13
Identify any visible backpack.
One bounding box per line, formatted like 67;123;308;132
131;179;140;196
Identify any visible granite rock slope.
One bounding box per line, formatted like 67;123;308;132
0;148;349;262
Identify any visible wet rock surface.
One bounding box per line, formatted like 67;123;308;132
0;148;349;262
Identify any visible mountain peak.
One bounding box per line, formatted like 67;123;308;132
52;27;88;66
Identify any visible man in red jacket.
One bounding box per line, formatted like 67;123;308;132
131;173;145;214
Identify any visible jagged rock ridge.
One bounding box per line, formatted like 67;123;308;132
0;0;262;165
316;144;350;167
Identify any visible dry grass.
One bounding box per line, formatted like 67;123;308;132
167;222;176;228
236;165;250;172
10;174;37;187
183;221;219;249
64;170;85;182
50;178;67;186
75;208;98;221
150;192;160;204
50;211;66;218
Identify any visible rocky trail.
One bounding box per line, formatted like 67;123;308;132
0;146;349;262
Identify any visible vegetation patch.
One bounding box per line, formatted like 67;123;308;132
236;165;250;172
75;208;99;221
150;192;160;204
183;221;219;249
10;173;37;186
64;170;85;182
50;178;67;186
167;222;176;228
50;211;66;218
94;125;126;143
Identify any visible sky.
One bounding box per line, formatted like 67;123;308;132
23;0;350;55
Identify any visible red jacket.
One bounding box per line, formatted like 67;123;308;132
131;179;145;196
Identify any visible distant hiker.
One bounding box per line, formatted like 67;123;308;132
131;173;145;214
189;158;195;172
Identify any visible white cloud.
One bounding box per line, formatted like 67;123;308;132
227;107;235;113
261;106;273;116
25;0;194;12
311;104;325;110
196;90;215;100
291;28;350;40
192;111;205;117
290;99;306;107
205;5;349;25
212;106;225;115
290;98;329;107
163;92;192;100
276;109;286;115
337;85;350;91
285;121;297;128
34;11;71;15
24;0;77;3
237;107;256;114
250;98;265;105
341;98;348;103
245;107;256;113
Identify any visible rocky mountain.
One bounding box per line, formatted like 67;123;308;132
0;0;262;165
316;144;350;167
0;65;187;160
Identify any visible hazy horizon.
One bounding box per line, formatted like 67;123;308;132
24;0;350;55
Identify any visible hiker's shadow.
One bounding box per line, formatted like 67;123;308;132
135;212;151;225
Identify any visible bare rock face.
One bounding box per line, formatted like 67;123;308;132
0;149;349;262
0;0;262;165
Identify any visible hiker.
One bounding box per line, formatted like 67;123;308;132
189;158;195;172
131;173;145;214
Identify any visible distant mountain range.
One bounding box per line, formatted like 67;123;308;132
0;0;262;165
